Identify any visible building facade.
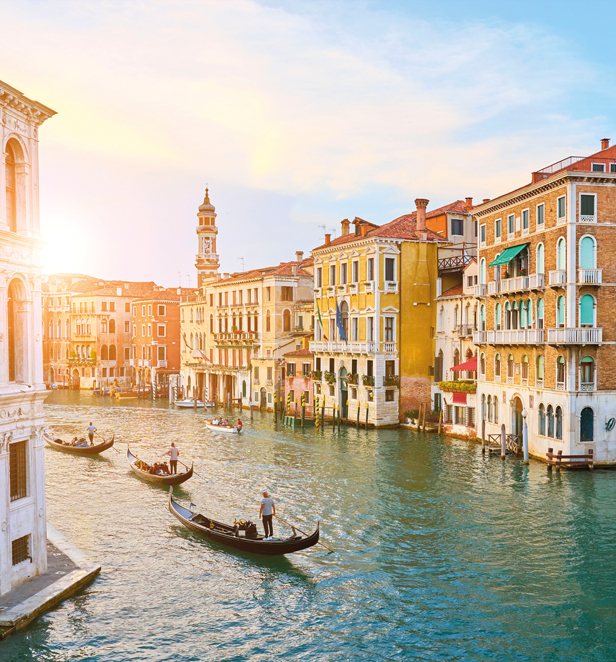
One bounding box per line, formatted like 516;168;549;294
473;139;616;463
0;80;55;595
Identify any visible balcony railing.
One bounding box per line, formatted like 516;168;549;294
309;340;395;354
488;281;501;295
529;273;545;289
474;284;487;297
157;360;167;368
580;381;595;392
547;327;603;344
383;342;396;352
364;281;375;293
548;270;566;286
483;329;544;345
578;269;602;284
349;283;358;294
501;276;529;293
458;324;474;337
535;378;543;388
473;331;487;344
580;215;596;224
385;281;398;292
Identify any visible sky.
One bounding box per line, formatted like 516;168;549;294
2;0;616;286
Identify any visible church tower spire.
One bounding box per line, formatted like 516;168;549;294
195;186;220;287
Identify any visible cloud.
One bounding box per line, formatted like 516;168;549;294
0;0;606;281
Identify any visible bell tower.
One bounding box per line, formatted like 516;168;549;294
195;187;220;287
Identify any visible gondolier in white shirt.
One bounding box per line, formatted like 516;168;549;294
87;422;96;445
166;442;180;474
259;490;276;539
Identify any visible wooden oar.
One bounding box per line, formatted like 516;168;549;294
274;514;333;553
96;432;120;452
159;457;206;481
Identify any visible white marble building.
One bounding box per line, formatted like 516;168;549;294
0;81;55;595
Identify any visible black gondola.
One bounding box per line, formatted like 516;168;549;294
44;431;114;455
168;490;320;556
127;448;193;485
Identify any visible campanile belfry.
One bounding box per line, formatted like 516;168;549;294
195;187;220;286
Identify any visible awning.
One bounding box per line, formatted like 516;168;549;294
451;356;477;372
452;393;467;404
488;243;529;267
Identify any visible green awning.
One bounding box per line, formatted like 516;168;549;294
488;243;529;267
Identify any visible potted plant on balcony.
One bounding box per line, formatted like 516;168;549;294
384;374;399;387
231;325;239;336
324;371;336;385
438;380;476;393
404;409;419;424
362;374;374;387
347;373;359;386
310;369;322;380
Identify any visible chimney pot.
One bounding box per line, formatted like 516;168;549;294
296;251;304;263
360;224;368;237
602;138;610;150
341;219;350;236
415;198;429;232
325;233;331;245
483;198;490;204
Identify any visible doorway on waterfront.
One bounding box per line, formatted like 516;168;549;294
50;367;55;385
339;367;348;419
72;369;80;389
260;387;267;410
512;396;523;440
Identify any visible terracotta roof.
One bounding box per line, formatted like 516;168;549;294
214;260;312;285
132;288;197;303
283;348;314;357
311;203;462;251
438;284;463;298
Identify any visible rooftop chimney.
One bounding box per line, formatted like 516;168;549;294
483;198;490;204
325;233;331;245
415;198;429;232
602;138;610;150
292;265;297;276
360;224;368;237
465;197;473;212
296;251;304;263
341;218;350;235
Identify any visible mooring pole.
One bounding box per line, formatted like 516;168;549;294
365;401;369;428
482;418;486;453
501;423;506;460
193;387;197;411
301;393;305;430
321;397;325;429
356;403;360;430
523;409;529;464
438;409;443;435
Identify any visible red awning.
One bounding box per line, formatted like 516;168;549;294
451;356;477;372
452;392;467;404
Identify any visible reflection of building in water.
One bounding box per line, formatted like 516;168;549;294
0;79;56;595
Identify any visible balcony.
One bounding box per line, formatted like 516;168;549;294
157;360;167;368
338;284;348;295
327;286;335;295
579;214;596;224
488;281;501;295
364;281;375;294
548;270;566;287
547;327;603;344
536;378;543;389
383;342;397;353
129;359;136;367
578;269;602;285
349;283;358;294
529;273;545;290
385;281;398;293
500;276;529;294
310;340;393;354
474;284;487;297
458;324;474;337
580;381;595;392
481;329;545;345
473;331;487;344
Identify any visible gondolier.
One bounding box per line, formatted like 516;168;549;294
87;422;96;445
166;442;180;474
259;491;276;539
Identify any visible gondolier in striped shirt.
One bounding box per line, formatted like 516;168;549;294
87;422;96;445
259;491;276;539
166;442;180;474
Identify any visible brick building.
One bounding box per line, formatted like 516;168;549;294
472;139;616;463
283;347;315;416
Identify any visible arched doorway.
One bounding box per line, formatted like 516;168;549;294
512;396;523;439
49;367;55;385
339;366;348;419
72;369;80;389
260;387;267;410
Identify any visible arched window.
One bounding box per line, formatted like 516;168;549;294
495;353;501;379
556;237;566;270
547;405;554;438
526;299;533;328
481;394;486;421
505;302;511;330
57;319;62;339
537;298;544;329
101;345;108;360
48;319;53;339
109;319;116;334
520;300;527;328
242;380;247;398
557;356;566;387
579;236;596;269
480;352;486;376
8;279;27;382
109;345;116;360
266;310;271;332
507;354;514;378
536;243;544;274
580;356;594;387
487;395;492;422
580;295;595;326
555;406;563;440
557;296;565;328
480;258;486;284
522;355;529;381
338;301;349;338
210;314;214;334
495;303;501;331
493;397;499;424
538;404;545;435
454;305;459;326
453;348;460;372
494;255;501;282
66;319;70;338
5;142;17;232
581;407;594;442
480;305;486;331
536;355;544;383
101;319;107;333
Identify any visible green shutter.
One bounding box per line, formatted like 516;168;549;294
580;195;595;216
580;295;594;325
580;237;595;269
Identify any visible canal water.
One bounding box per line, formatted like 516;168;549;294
4;391;616;661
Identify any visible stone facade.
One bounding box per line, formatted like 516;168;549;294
0;80;55;595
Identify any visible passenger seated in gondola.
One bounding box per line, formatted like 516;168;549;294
221;418;228;426
69;437;78;446
211;418;219;425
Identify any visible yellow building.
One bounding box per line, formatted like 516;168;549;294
310;200;445;426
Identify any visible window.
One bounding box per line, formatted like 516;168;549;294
281;287;294;301
480;258;486;284
316;268;322;288
8;279;26;383
557;296;565;327
451;218;464;235
522;355;529;381
340;263;347;285
109;319;116;334
329;265;336;287
101;345;108;360
581;407;594;442
384;317;394;342
351;317;358;341
352;261;359;283
557;196;566;220
537;298;544;329
611;164;616;174
480;304;486;331
581;356;594;385
537;355;544;382
125;302;131;313
367;317;374;342
124;347;130;360
555;406;563;440
537;203;544;226
547;405;554;437
5;142;17;231
508;214;515;235
493;397;498;424
579;236;596;269
495;353;501;377
385;258;395;281
110;302;115;312
158;305;166;316
287;363;296;377
386;390;395;402
10;440;27;501
580;295;594;326
536;243;544;274
283;310;291;332
480;224;486;244
125;321;130;333
522;209;529;231
109;345;117;360
158;324;166;337
367;258;374;281
303;363;311;377
495;218;501;239
507;354;514;378
539;404;545;435
102;302;108;312
557;356;566;385
267;367;273;382
266;310;271;332
591;163;605;172
480;353;486;376
12;535;30;566
495;303;501;331
580;194;595;219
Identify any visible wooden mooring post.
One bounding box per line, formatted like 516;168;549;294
482;419;486;453
501;424;506;460
438;409;443;435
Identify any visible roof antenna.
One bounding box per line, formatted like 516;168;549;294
178;271;182;288
319;224;327;242
329;227;337;237
238;257;245;272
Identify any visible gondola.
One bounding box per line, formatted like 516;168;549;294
204;420;241;434
175;399;205;408
169;491;320;556
127;448;193;485
44;432;114;455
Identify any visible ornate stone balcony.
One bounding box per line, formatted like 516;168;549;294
548;270;566;286
578;269;602;285
547;327;602;344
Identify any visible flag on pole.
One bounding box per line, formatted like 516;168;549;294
316;301;328;340
336;299;347;342
182;332;213;363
